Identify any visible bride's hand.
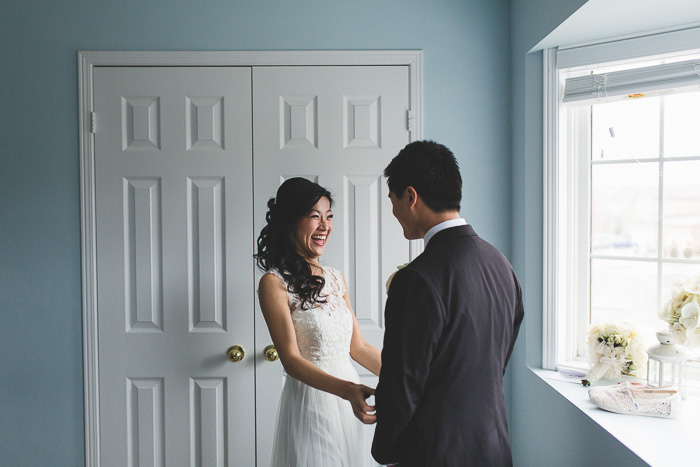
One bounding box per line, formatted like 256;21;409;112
343;382;376;424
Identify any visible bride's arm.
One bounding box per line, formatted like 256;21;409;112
342;277;382;377
258;272;376;423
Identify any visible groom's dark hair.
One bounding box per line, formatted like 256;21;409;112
384;140;462;212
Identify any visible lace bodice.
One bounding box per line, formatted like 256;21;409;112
268;266;353;367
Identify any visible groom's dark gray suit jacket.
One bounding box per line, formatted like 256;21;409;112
372;225;524;466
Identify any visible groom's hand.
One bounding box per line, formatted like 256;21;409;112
344;383;376;424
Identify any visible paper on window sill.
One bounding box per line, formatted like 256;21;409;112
543;368;645;386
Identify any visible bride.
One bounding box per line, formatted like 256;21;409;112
255;177;381;466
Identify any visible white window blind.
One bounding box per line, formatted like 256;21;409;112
563;59;700;105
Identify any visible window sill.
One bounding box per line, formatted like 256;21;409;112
530;367;700;466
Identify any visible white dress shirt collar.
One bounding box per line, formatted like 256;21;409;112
424;218;467;246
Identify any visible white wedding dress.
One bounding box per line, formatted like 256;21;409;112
267;265;376;467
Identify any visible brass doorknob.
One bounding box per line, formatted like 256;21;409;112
264;344;279;362
227;345;245;363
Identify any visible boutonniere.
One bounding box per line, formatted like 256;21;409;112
385;263;409;294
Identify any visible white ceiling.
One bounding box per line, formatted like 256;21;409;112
533;0;700;51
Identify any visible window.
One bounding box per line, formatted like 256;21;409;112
544;42;700;372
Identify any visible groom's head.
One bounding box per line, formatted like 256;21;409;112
384;140;462;212
384;140;462;239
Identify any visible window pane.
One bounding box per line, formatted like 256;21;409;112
663;160;700;259
591;162;659;257
661;263;700;304
592;97;660;161
664;92;700;158
590;259;658;347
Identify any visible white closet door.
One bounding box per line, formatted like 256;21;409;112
252;65;411;466
93;67;255;466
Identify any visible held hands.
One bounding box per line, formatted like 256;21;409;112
342;382;376;424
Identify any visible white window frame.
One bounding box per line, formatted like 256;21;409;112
542;27;700;372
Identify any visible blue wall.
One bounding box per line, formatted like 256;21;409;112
509;0;646;465
0;1;512;465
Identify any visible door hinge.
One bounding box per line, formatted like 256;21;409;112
90;112;97;134
406;110;414;131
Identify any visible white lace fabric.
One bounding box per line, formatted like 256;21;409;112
588;382;682;418
268;265;353;366
264;265;376;467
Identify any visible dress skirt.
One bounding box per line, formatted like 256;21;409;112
270;357;376;467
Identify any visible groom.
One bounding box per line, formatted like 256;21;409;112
372;140;524;466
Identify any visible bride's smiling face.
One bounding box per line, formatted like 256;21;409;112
295;196;333;262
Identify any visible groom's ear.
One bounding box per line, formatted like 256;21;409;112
405;186;418;207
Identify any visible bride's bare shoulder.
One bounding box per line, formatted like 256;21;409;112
259;271;286;293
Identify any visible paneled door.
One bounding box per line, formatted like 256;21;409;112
92;63;411;466
252;66;410;465
93;67;255;466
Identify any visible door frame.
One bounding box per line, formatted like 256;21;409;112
78;50;423;466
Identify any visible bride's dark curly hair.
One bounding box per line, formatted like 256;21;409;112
255;177;333;310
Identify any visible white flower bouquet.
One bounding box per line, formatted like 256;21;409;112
582;322;646;386
659;277;700;346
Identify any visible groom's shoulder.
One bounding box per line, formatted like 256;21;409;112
427;231;512;270
406;248;451;280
